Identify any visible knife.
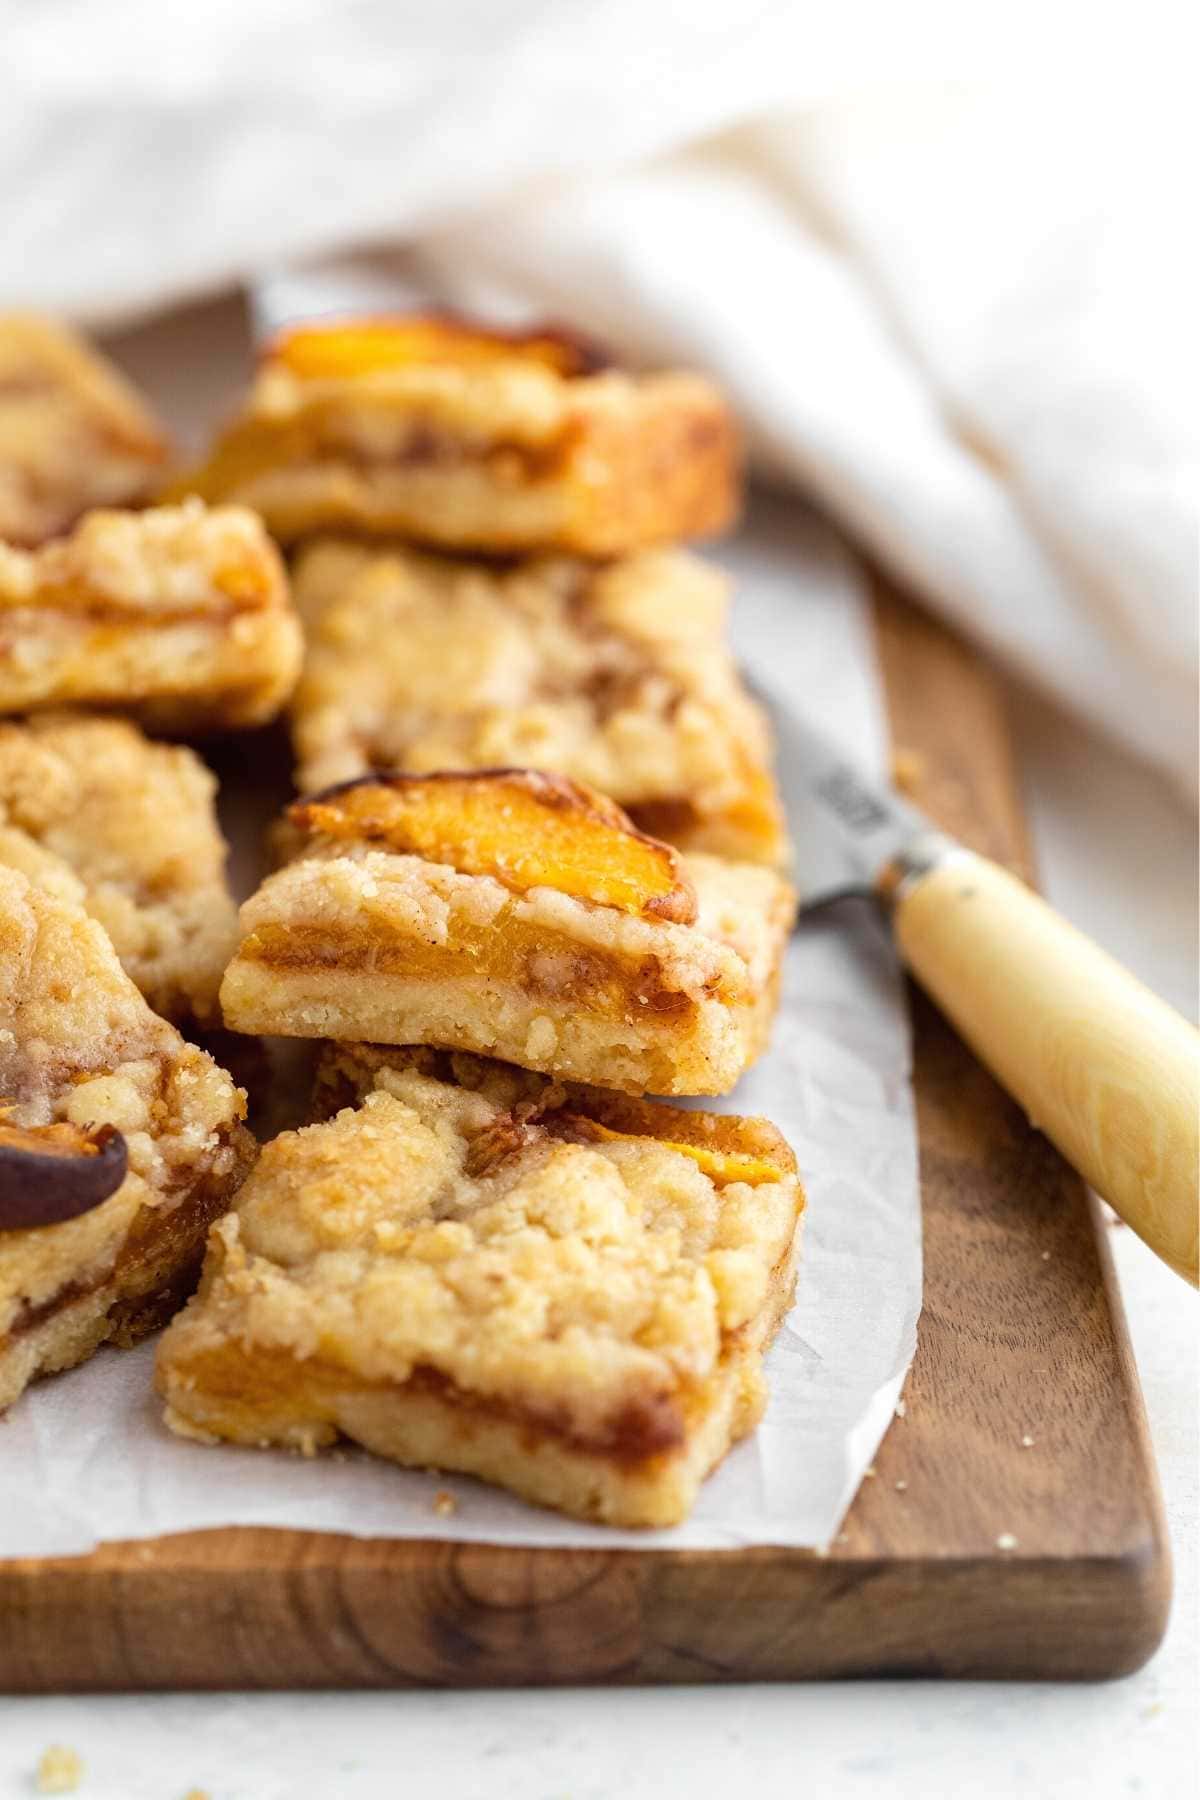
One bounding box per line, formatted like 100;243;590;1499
771;698;1200;1285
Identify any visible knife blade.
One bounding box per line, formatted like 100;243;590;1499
760;687;955;910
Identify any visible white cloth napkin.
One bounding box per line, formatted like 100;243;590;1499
4;2;1195;792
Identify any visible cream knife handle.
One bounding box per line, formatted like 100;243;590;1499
891;850;1200;1284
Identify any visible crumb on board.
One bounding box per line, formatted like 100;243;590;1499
36;1745;83;1794
891;747;927;795
894;1398;907;1418
863;1465;877;1480
996;1532;1019;1552
1021;1434;1036;1448
894;1479;908;1492
433;1488;458;1518
1041;1250;1052;1261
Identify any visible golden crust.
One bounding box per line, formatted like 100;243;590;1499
157;1046;804;1526
170;315;739;554
290;541;788;867
0;712;239;1023
0;500;303;730
0;313;170;547
219;829;793;1096
0;865;256;1412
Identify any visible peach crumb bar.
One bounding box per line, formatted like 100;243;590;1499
0;312;170;547
0;712;238;1023
220;772;795;1097
290;538;787;867
0;865;255;1412
0;500;302;731
170;314;739;556
157;1044;804;1527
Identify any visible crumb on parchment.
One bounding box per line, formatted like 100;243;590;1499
433;1488;458;1518
891;748;927;796
35;1745;82;1793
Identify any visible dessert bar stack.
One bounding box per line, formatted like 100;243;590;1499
0;308;806;1531
159;315;806;1527
0;317;302;1406
178;314;790;866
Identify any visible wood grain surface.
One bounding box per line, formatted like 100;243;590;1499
0;580;1170;1690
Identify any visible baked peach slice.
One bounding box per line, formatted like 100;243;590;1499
269;314;602;381
289;770;698;924
547;1088;795;1187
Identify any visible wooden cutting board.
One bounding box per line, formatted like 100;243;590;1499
0;577;1169;1690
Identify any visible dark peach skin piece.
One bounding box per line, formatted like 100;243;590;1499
0;1119;128;1229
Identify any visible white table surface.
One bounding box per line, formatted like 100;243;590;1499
1;302;1196;1794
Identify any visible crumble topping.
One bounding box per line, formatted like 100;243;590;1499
0;712;238;1020
291;544;780;857
161;1055;801;1450
0;498;284;617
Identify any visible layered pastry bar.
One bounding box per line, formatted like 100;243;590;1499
0;500;303;731
171;314;739;555
220;771;795;1096
157;1045;804;1527
0;865;255;1412
0;713;239;1023
291;539;787;867
0;312;170;546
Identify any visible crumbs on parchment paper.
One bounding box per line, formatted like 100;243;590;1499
35;1745;82;1794
433;1488;458;1518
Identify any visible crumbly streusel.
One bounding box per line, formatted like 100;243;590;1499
0;712;238;1022
0;499;302;730
290;540;786;865
157;1046;804;1526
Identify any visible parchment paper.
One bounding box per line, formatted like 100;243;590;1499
0;484;920;1557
